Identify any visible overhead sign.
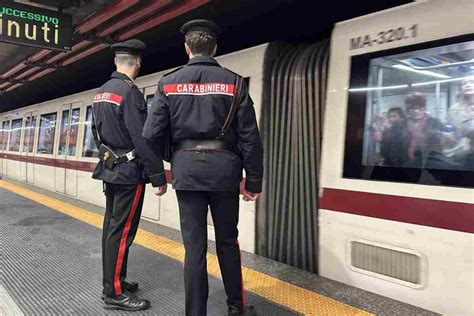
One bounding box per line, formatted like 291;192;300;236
0;1;72;51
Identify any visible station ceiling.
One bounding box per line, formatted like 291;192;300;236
0;0;411;113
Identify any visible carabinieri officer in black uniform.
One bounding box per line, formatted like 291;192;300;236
91;39;167;311
143;20;263;316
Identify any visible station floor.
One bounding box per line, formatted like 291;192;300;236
0;178;439;316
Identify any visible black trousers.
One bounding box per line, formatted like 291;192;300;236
102;182;145;297
176;190;245;316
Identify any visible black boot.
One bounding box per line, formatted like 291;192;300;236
103;292;150;311
228;305;256;315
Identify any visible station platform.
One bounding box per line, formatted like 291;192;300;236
0;179;438;316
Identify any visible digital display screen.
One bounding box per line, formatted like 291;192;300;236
0;1;72;51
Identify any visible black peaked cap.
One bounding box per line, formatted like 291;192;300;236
180;19;221;36
110;39;146;56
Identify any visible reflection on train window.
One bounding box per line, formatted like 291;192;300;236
8;119;22;152
0;121;9;151
82;106;99;158
360;41;473;171
345;38;473;187
68;108;80;156
23;116;37;153
37;112;57;155
58;110;70;156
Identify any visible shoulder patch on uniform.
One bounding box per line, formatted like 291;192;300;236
162;66;184;77
93;92;123;106
163;83;235;96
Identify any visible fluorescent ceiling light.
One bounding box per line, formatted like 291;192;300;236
400;59;474;70
412;75;474;87
348;85;409;92
393;64;450;79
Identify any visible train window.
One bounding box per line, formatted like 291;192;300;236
0;121;9;151
82;106;98;158
8;119;22;152
23;116;37;153
344;36;473;187
68;108;80;156
58;110;70;156
37;112;57;155
58;108;81;156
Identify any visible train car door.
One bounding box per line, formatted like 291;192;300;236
1;119;10;177
20;112;37;184
20;114;27;182
55;103;81;197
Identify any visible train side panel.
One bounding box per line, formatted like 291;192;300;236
320;1;473;314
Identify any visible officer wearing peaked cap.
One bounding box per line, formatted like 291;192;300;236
143;20;263;316
91;39;167;311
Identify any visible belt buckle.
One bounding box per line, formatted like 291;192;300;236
126;151;135;161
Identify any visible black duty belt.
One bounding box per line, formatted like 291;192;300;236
117;149;137;163
174;140;234;152
98;144;136;170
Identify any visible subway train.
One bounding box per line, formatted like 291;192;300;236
0;1;472;315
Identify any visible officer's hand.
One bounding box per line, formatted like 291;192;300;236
243;190;260;202
155;184;167;196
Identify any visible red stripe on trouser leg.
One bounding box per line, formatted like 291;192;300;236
237;240;246;306
113;184;143;296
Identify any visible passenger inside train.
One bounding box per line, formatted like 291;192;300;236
361;42;474;172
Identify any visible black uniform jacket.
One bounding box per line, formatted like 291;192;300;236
143;56;263;193
91;71;166;187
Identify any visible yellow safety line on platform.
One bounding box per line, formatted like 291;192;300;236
0;180;373;316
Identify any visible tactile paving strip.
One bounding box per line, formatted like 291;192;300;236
0;180;374;315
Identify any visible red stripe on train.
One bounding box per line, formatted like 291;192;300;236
3;154;470;232
319;188;474;233
3;153;97;172
2;154;247;191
